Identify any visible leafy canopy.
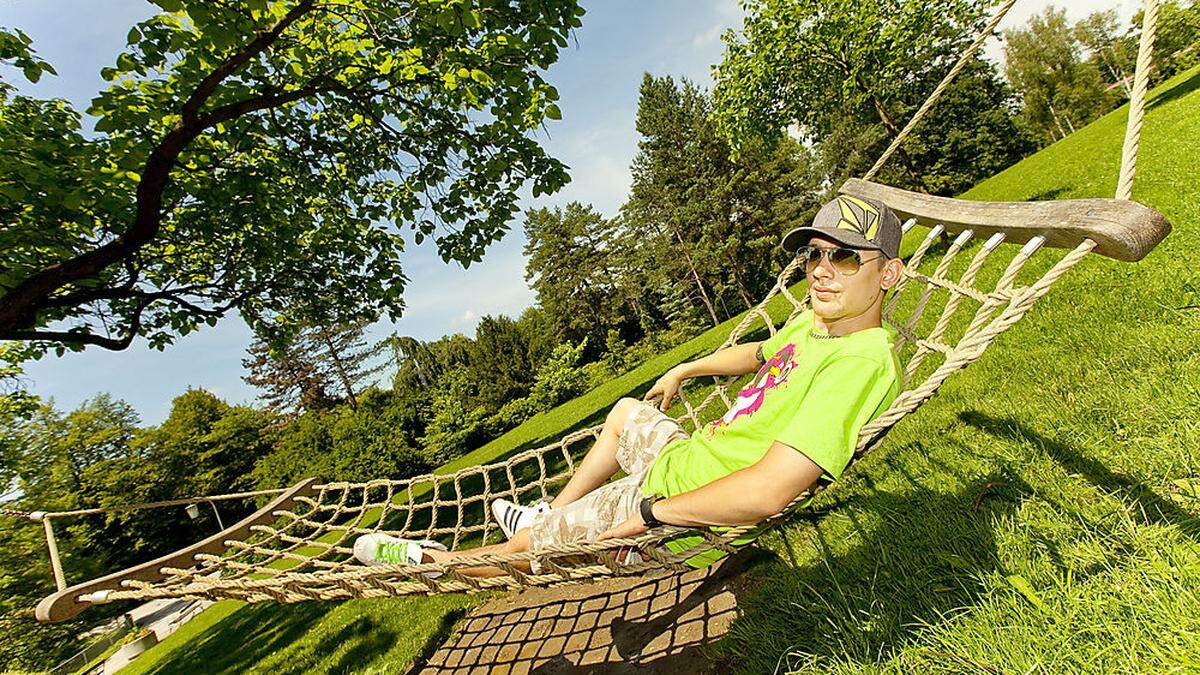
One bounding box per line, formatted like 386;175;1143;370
0;0;581;357
712;0;988;147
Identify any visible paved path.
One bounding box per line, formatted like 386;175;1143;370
419;551;760;674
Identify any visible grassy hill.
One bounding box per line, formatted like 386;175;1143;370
121;66;1200;674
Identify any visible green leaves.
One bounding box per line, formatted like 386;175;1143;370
0;27;56;85
712;0;987;149
1;0;580;358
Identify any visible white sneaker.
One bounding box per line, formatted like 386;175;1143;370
353;533;447;574
491;498;551;540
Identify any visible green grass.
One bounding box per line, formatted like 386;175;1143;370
117;275;802;674
718;67;1200;673
122;67;1200;673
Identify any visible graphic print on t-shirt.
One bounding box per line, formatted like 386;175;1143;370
704;342;798;438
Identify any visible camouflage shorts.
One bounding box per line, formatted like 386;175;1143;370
527;401;688;552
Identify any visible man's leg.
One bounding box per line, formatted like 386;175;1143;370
419;529;534;579
549;397;641;509
386;472;646;578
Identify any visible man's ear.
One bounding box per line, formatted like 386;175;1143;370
880;257;904;291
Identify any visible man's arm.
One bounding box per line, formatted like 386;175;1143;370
649;441;824;526
597;441;824;541
676;341;765;379
644;341;764;410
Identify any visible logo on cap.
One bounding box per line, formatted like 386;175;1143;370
835;195;880;241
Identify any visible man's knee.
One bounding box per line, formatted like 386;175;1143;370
607;397;640;430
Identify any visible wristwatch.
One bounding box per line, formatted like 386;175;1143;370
639;495;665;528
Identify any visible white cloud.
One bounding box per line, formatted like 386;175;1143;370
693;22;725;48
530;115;638;217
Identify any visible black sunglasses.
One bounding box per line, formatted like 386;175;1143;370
794;245;882;276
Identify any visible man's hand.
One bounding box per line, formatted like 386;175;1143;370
644;343;765;411
644;366;687;411
597;512;649;541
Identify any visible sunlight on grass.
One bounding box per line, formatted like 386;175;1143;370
126;66;1200;674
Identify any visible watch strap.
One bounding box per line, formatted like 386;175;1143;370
639;495;664;528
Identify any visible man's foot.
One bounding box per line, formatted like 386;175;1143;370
353;533;447;573
491;498;551;540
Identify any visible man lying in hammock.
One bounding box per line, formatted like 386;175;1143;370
353;195;906;576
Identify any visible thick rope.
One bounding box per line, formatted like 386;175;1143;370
862;0;1019;181
1116;0;1160;200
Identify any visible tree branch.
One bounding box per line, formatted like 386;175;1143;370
0;1;319;338
181;0;316;123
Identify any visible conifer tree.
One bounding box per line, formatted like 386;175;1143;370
243;320;384;414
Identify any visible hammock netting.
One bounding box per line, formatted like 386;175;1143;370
34;181;1169;622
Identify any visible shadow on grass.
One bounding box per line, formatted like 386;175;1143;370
1149;68;1200;111
324;615;400;675
1026;186;1071;202
135;601;332;674
715;449;1031;672
959;410;1200;543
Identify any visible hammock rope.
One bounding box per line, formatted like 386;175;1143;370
27;0;1175;622
1117;0;1160;200
863;0;1020;182
41;217;1143;617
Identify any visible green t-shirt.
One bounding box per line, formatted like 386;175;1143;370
641;309;901;566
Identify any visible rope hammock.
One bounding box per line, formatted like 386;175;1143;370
32;0;1174;623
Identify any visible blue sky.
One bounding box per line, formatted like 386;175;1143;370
2;0;1131;424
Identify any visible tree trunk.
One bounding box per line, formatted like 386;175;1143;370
320;330;358;409
675;236;720;326
658;220;720;327
722;245;755;310
1047;102;1068;140
868;94;931;194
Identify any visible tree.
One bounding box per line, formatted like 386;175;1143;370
1143;0;1200;84
713;0;989;190
0;345;38;492
306;321;387;410
489;339;587;428
70;390;274;559
14;395;141;513
468;314;536;410
1;396;143;672
626;75;727;326
622;75;815;328
523;202;641;351
244;320;385;414
1075;9;1135;97
898;57;1037;195
1004;6;1120;143
243;334;336;416
0;0;581;358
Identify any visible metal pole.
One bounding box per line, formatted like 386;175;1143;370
208;500;225;530
41;515;67;592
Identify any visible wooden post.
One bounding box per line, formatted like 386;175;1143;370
42;515;67;592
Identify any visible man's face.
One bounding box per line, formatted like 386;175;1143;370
804;235;891;321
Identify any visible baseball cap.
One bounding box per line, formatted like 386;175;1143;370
781;195;902;259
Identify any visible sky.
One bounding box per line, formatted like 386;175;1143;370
3;0;1138;425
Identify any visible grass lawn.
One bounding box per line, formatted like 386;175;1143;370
121;67;1199;674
